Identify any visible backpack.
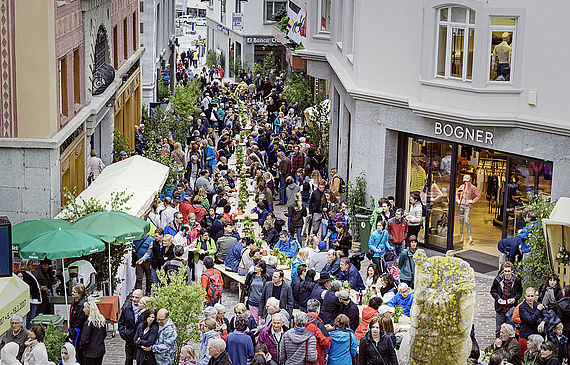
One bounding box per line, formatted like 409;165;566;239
164;260;184;283
334;175;346;194
203;269;223;301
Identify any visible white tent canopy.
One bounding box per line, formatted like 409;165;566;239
543;197;570;284
58;155;169;219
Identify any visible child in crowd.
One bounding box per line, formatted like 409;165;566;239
547;323;568;363
181;344;197;365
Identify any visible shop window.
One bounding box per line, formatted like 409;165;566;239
436;6;475;81
235;0;242;13
113;26;118;69
123;19;128;60
60;57;68;117
265;1;285;22
133;13;137;52
209;0;213;7
489;18;516;82
221;0;226;23
73;48;80;106
320;0;331;32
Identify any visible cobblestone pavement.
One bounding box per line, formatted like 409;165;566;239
102;205;498;364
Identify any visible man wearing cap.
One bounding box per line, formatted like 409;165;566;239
34;258;55;314
386;283;415;317
321;250;340;278
455;175;481;246
308;241;329;273
337;289;360;332
309;272;332;304
309;181;325;236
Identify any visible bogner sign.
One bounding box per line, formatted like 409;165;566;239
434;121;494;145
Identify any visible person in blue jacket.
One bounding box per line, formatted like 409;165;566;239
368;220;393;270
322;249;341;278
224;240;245;272
200;139;217;176
252;201;270;227
386;282;415;317
275;230;299;258
328;314;357;365
338;257;366;292
133;234;154;296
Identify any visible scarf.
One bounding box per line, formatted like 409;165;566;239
0;342;20;365
61;343;78;364
543;287;557;308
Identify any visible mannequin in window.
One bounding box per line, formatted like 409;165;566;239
455;175;481;246
492;32;512;81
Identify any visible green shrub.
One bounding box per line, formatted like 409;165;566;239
44;322;66;363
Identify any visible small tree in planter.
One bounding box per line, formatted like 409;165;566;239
152;267;206;365
44;322;66;363
346;171;372;242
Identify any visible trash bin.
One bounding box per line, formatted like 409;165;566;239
355;214;372;252
31;314;64;329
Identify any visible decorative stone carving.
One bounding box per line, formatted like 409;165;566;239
92;26;114;95
407;249;475;365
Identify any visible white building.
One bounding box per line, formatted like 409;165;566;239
205;0;287;75
140;0;177;106
299;0;570;257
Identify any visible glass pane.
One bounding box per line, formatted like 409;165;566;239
505;158;553;238
440;7;448;21
491;18;516;26
489;31;512;81
455;149;505;251
437;26;447;76
450;28;464;78
266;2;273;21
469;9;475;24
451;7;466;23
321;0;331;31
467;28;474;80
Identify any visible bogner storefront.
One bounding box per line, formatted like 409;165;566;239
395;120;553;258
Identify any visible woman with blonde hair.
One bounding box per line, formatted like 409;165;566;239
197;187;210;210
80;301;106;365
170;142;186;177
291;247;310;278
197;318;220;365
285;192;307;246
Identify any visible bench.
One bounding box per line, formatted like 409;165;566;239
214;264;245;299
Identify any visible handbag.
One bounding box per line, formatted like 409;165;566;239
305;339;318;365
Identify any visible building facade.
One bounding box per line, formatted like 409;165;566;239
205;0;286;75
299;0;570;256
0;0;142;224
140;0;176;106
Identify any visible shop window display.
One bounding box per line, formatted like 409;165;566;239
489;18;516;82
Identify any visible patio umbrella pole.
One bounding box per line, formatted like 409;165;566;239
108;242;112;296
61;258;68;311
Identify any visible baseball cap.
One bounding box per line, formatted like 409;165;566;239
173;193;181;202
318;241;327;250
378;305;394;315
335;290;350;300
318;181;325;187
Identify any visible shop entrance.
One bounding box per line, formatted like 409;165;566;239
400;134;552;260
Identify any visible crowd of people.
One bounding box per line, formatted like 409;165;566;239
3;51;568;365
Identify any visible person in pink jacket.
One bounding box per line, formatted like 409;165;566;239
455;175;481;246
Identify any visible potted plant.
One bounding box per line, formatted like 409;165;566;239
393;304;404;323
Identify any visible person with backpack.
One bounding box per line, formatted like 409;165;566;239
201;256;223;306
133;234;154;296
328;314;357;365
162;245;191;285
329;168;345;199
368;220;393;271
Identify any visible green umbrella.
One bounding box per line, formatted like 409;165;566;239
69;211;150;243
11;218;71;246
18;228;106;310
18;229;105;260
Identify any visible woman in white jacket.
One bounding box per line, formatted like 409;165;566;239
406;193;423;239
22;324;48;365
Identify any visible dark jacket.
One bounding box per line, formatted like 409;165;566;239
322;258;341;278
260;281;294;319
21;271;41;303
308;189;323;214
539;287;563;310
484;336;522;365
81;321;106;358
118;300;138;344
134;322;159;365
241;272;270;303
69;297;87;330
339;264;366;292
163;258;192;285
298;281;315;312
358;331;398;365
320;290;343;326
342;300;360;332
541;356;561;365
519;300;545;339
207;351;233;365
291;274;304;309
490;272;523;312
556;297;570;331
547;332;568;363
308;283;327;304
0;327;27;361
286;204;307;227
262;227;279;248
210;219;224;242
334;233;352;259
150;239;163;269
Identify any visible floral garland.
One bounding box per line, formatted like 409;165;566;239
271;248;292;266
557;246;570;265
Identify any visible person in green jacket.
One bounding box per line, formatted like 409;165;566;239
370;198;392;229
193;230;217;279
398;235;418;289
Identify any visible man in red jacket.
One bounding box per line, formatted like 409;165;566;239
305;299;331;365
178;195;195;224
387;208;408;256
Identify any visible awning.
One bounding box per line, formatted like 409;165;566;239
543;197;570;284
0;275;30;334
58;155;169;219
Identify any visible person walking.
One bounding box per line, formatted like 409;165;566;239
358;317;398;365
328;314;357;365
69;283;87;363
226;316;254;365
405;193;423;239
80;301;107;365
490;262;523;338
368;221;392;271
285;193;306;246
118;289;144;365
398;236;418;288
150;309;177;365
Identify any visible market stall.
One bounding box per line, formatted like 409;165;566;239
543;197;570;286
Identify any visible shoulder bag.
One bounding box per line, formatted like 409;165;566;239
305;339;318;365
